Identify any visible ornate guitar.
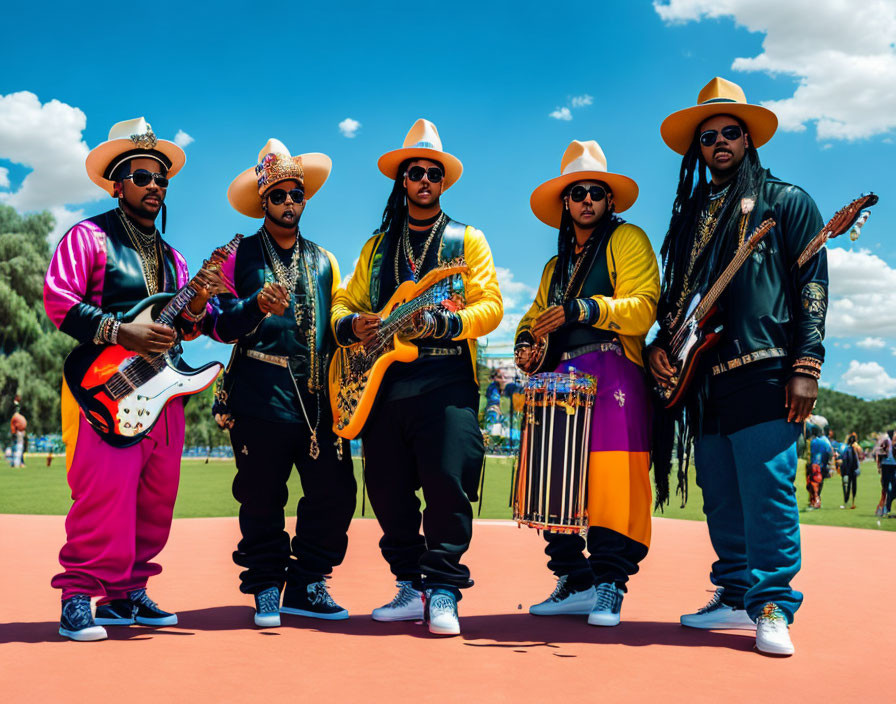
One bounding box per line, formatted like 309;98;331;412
329;260;468;439
796;192;878;268
63;234;241;447
656;219;775;409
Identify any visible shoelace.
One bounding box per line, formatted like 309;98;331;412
594;584;619;611
697;588;726;614
256;589;280;614
548;576;572;602
308;581;339;608
128;588;159;610
428;593;456;616
759;603;786;624
64;595;93;626
388;582;420;608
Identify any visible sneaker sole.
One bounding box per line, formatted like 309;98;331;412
254;613;281;628
94;617;136;626
428;623;460;635
371;611;424;622
280;607;349;620
755;641;795;656
59;626;107;641
587;614;621;627
529;607;593;616
680;619;756;631
136;615;178;626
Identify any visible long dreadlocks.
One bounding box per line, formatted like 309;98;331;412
377;157;445;238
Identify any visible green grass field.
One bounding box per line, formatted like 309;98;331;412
1;454;893;532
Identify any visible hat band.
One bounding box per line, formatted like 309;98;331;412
699;97;740;105
104;149;172;180
412;141;435;148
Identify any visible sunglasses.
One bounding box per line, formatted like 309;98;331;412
123;169;169;188
699;125;744;147
568;184;607;203
405;166;444;183
267;188;305;205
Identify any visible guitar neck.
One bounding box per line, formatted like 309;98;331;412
156;284;197;327
693;242;752;321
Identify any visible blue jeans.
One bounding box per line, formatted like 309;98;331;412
694;419;803;623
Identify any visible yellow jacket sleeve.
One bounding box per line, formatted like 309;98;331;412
330;235;379;342
325;249;342;298
454;227;503;340
590;224;659;337
515;258;557;343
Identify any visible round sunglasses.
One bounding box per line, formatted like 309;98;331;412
699;125;743;147
568;184;607;203
122;169;169;188
267;187;305;205
405;165;444;183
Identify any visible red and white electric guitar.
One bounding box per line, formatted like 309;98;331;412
63;235;241;447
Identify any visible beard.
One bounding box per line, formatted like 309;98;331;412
121;194;162;223
267;210;299;230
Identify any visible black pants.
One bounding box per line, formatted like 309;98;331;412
842;472;858;504
229;412;356;595
362;382;484;592
543;527;648;592
883;465;896;512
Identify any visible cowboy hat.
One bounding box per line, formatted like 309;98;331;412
85;117;186;196
660;77;778;155
530;140;639;228
377;118;463;190
227;139;331;218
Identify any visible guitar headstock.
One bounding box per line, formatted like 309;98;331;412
826;193;878;240
209;233;243;263
747;218;776;248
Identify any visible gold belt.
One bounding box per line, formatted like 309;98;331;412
243;349;289;368
710;347;787;376
561;341;622;362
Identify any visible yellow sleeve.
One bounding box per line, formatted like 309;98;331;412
330;235;379;342
453;227;504;340
325;249;341;298
515;258;557;343
589;224;659;337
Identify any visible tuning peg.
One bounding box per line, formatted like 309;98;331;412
850;211;871;241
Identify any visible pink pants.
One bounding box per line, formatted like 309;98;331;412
51;401;184;601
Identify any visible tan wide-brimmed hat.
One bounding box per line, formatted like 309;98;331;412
530;140;639;228
377;118;463;190
227;139;332;218
660;77;778;155
85;117;186;196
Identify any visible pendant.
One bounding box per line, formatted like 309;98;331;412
309;430;320;460
335;437;343;461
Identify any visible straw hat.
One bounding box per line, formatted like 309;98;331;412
85;117;186;196
377;118;463;190
227;139;331;218
530;140;639;228
660;77;778;155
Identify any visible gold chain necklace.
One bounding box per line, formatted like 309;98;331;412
675;188;729;312
116;208;160;295
261;228;303;326
395;212;445;284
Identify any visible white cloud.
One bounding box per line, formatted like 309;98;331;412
827;247;896;337
549;107;572;121
856;336;886;349
570;94;594;108
338;118;361;138
0;91;102;216
0;166;8;188
48;205;85;246
653;0;896;140
486;311;524;347
891;347;896;356
173;129;194;148
494;266;536;310
839;360;896;398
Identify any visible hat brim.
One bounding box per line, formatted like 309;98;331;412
227;153;332;219
660;103;778;155
85;139;186;196
530;171;639;228
377;147;463;190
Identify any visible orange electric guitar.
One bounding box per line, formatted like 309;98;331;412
329;260;468;439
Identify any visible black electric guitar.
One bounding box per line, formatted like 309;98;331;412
63;235;241;447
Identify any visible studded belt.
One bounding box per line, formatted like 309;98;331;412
417;346;464;357
710;347;787;376
561;341;622;362
242;349;290;368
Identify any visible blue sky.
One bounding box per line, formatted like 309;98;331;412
2;1;895;397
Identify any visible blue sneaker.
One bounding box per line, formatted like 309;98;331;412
281;580;349;620
424;588;460;635
59;594;107;642
587;582;624;627
127;588;177;626
95;599;136;626
254;586;281;628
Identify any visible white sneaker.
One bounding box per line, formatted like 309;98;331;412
680;588;756;630
371;581;424;622
755;603;794;655
587;583;624;627
424;588;460;635
529;576;597;616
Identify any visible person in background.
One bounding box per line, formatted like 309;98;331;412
877;430;896;518
807;427;831;510
839;432;861;510
9;396;27;468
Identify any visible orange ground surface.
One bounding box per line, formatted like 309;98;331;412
1;515;893;703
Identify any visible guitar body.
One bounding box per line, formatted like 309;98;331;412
64;294;222;448
329;264;468;439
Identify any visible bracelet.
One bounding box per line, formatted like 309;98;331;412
794;366;821;380
93;315;115;344
793;356;822;370
182;305;206;322
109;319;121;345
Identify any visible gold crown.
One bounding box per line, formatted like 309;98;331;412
255;152;304;195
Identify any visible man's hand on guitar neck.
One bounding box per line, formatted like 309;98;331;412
352;313;381;347
118;322;177;358
531;306;568;339
786;375;818;424
647;346;677;389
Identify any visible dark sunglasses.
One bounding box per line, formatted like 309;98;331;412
699;125;743;147
123;169;169;188
267;188;305;205
405;165;444;183
568;184;607;203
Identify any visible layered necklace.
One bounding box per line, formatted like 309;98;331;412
116;207;161;295
261;226;303;326
396;211;446;284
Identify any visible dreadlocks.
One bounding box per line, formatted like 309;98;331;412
377;157;445;237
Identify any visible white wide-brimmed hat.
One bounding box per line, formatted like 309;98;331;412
377;118;463;190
